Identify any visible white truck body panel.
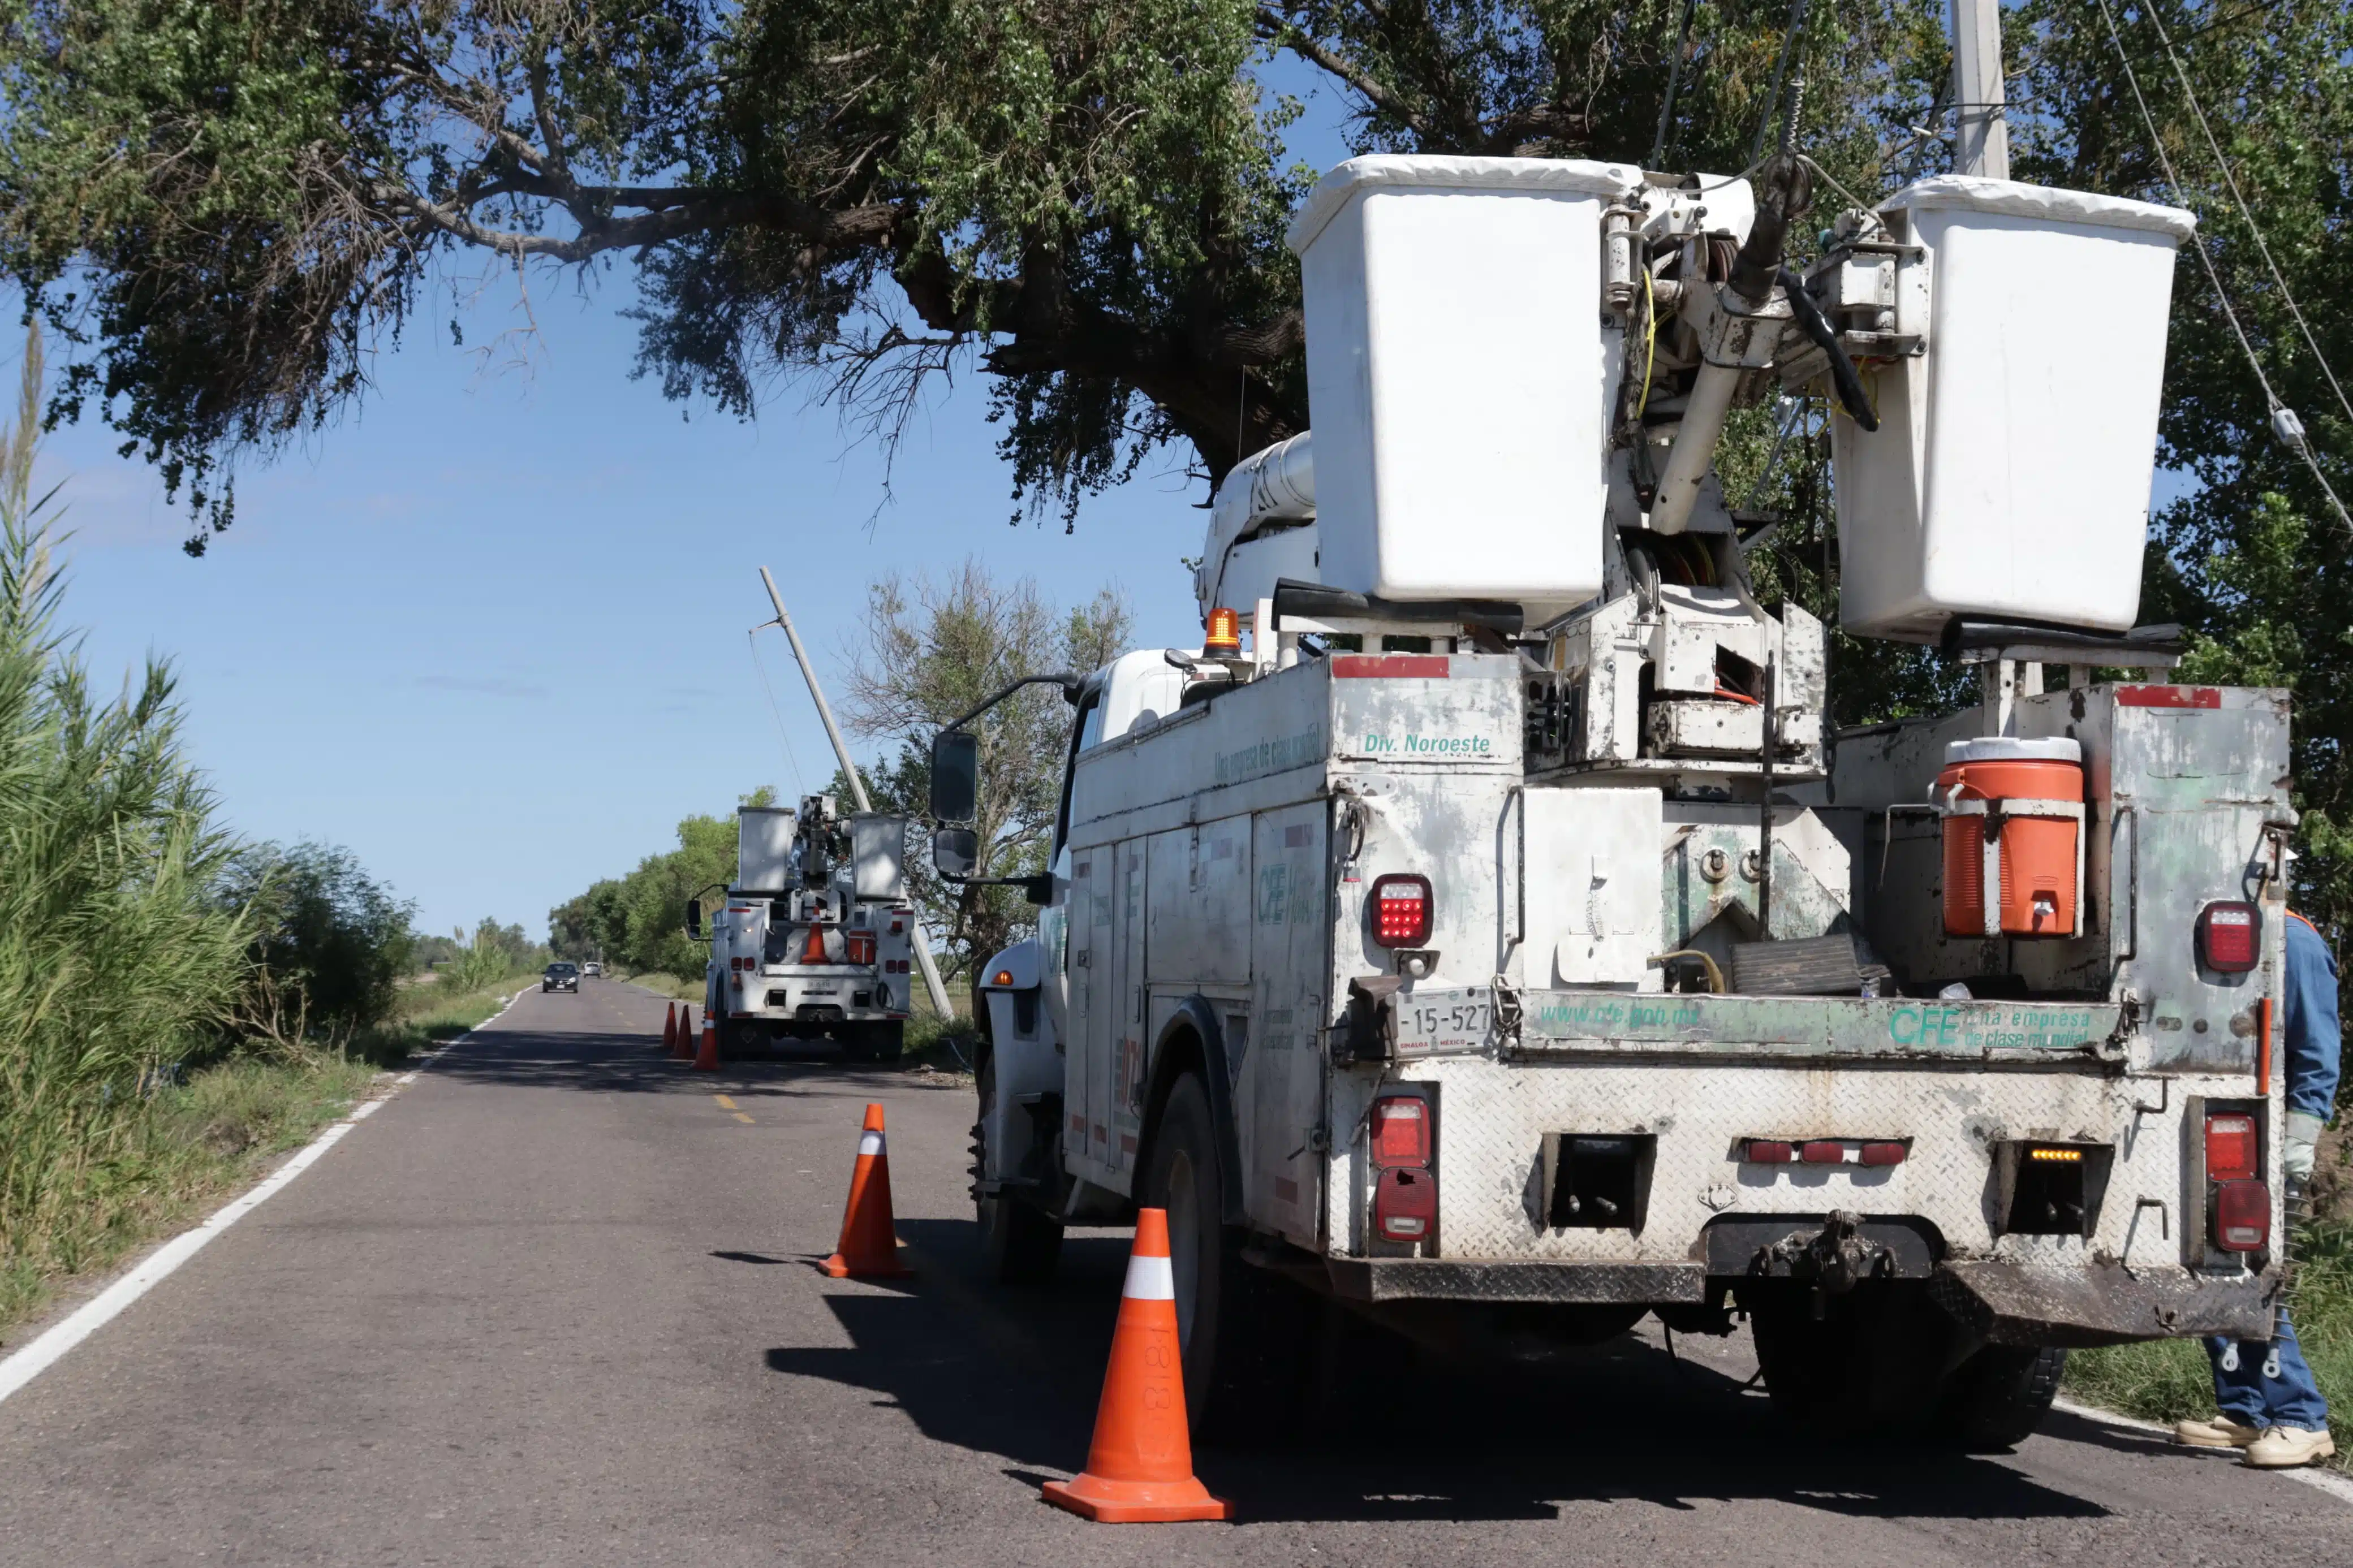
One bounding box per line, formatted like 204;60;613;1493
978;648;2284;1342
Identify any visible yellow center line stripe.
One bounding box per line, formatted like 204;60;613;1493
713;1094;738;1109
732;1112;756;1124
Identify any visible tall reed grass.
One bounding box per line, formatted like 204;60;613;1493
0;327;253;1302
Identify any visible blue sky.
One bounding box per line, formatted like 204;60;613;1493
12;61;1360;943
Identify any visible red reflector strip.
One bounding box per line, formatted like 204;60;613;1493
1800;1141;1848;1165
2116;685;2221;709
1333;654;1450;679
1743;1140;1795;1164
1859;1142;1908;1167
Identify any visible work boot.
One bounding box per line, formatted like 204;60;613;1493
2173;1414;2261;1450
2242;1426;2337;1468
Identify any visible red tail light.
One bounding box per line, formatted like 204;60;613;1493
846;933;877;965
2197;901;2260;973
1370;874;1432;947
1743;1139;1795;1164
1371;1095;1431;1168
1858;1141;1909;1167
1800;1140;1847;1165
1374;1166;1437;1241
2212;1178;2271;1251
2206;1112;2259;1180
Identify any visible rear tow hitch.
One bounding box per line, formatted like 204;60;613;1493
1753;1210;1894;1318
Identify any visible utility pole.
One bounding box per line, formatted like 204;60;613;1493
756;566;957;1023
1950;0;2011;179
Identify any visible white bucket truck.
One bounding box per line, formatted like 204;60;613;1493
690;796;919;1061
933;148;2291;1448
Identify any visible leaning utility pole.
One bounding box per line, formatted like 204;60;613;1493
1950;0;2011;179
756;566;957;1022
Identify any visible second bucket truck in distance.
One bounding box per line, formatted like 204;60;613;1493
690;795;919;1061
929;145;2291;1450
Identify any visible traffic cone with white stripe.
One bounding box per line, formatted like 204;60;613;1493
1041;1208;1232;1523
821;1103;911;1278
693;1016;719;1071
661;1003;678;1055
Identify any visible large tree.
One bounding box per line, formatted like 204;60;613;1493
0;0;1946;542
6;1;2349;959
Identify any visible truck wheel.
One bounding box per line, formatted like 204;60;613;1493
972;1054;1062;1285
1141;1072;1310;1442
1929;1343;2066;1450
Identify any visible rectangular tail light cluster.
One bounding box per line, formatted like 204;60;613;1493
2197;901;2260;973
1371;1092;1436;1243
2205;1109;2270;1253
1742;1138;1908;1167
1370;874;1432;948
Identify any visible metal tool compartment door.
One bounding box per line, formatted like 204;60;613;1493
1250;803;1328;1246
1087;838;1150;1181
1065;847;1104;1183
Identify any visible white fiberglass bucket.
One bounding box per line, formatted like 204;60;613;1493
1833;177;2195;641
1288;155;1639;617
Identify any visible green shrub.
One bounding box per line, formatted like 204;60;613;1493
0;327;252;1302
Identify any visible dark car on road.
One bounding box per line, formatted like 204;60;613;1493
542;962;580;994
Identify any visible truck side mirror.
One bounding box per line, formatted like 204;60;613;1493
930;729;980;824
933;827;980;879
685;899;703;939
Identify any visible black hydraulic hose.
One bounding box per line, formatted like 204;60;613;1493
1730;153;1812;305
1778;266;1880;432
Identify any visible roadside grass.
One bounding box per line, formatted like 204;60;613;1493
615;967;702;1003
0;978;518;1345
2066;1221;2353;1469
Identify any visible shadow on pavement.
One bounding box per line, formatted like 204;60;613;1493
757;1218;2120;1526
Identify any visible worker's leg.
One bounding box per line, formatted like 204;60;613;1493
2205;1334;2268;1426
2257;1312;2330;1432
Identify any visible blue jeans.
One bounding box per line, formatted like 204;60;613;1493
2207;1308;2330;1431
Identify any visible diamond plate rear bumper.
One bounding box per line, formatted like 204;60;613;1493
1930;1258;2281;1347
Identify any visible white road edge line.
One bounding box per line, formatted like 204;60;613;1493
0;988;529;1407
2053;1396;2353;1505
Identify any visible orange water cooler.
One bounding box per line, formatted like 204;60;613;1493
1936;737;2087;939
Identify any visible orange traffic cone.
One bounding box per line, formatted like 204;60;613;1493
671;1007;695;1060
1041;1209;1232;1523
693;1017;719;1072
661;1003;678;1055
821;1103;911;1278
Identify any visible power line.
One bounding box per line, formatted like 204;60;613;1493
2089;0;2353;539
748;628;809;796
2137;0;2352;434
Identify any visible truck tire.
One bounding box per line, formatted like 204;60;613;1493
972;1054;1061;1285
1141;1072;1312;1442
1930;1343;2066;1451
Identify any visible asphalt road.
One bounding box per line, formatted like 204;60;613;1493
4;979;2350;1566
